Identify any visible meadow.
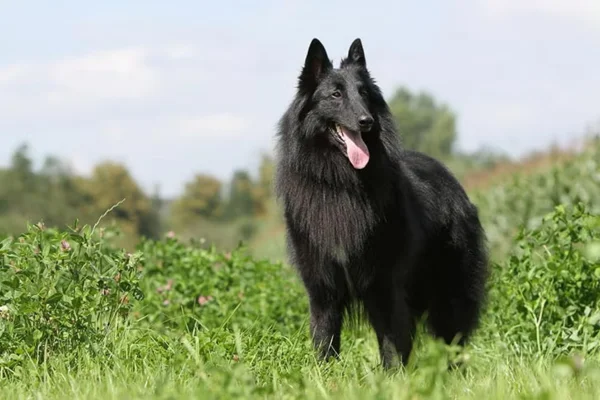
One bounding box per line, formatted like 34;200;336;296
1;138;599;399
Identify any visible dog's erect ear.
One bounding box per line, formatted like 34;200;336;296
298;38;332;91
347;38;366;68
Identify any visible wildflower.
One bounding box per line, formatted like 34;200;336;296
157;279;174;294
166;231;175;239
61;240;71;251
197;295;213;306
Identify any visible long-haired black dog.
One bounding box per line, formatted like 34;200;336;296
274;38;489;369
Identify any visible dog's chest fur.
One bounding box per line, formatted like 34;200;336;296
284;175;384;263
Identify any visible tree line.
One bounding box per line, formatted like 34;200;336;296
0;86;508;249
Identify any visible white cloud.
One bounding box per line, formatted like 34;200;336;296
88;113;250;149
481;0;600;26
176;113;248;138
50;48;157;101
165;44;196;60
0;64;31;85
0;47;158;115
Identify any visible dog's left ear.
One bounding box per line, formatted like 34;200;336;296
347;38;366;68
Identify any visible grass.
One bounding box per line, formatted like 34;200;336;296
2;327;600;399
1;206;600;400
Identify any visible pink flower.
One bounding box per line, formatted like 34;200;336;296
157;279;174;294
166;231;175;239
197;295;213;306
61;240;71;251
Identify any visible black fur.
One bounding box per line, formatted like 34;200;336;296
274;38;489;369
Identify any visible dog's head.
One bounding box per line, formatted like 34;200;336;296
296;38;384;169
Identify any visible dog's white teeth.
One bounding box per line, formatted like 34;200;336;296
335;124;342;135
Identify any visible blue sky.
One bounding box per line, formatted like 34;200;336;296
1;0;599;197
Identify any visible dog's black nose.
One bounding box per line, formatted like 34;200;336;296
358;115;374;131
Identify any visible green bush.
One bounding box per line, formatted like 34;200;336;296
0;222;144;372
0;222;309;376
486;203;600;356
472;139;600;259
134;235;306;335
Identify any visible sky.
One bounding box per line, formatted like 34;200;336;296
1;0;599;197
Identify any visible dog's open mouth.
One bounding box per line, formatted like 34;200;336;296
332;124;370;169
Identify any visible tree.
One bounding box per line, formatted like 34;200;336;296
0;144;94;234
257;153;274;198
225;169;258;220
36;155;91;228
0;144;40;225
387;87;457;159
170;174;224;227
80;161;152;237
138;183;164;240
3;143;36;199
10;143;35;187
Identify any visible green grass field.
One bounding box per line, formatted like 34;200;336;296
1;139;599;399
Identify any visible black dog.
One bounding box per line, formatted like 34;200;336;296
274;38;489;369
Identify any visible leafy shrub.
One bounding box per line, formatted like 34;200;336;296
472;139;600;259
0;222;144;373
486;203;600;356
134;235;307;335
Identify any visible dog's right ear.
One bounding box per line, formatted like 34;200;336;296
298;38;332;92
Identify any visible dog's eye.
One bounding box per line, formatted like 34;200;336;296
360;89;368;97
331;91;342;98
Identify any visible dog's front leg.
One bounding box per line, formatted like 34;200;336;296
364;284;415;369
305;283;345;361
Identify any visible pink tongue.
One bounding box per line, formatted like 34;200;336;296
340;127;370;169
